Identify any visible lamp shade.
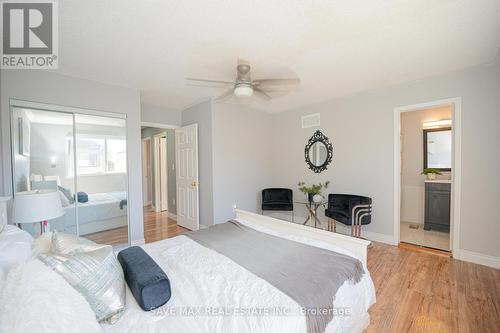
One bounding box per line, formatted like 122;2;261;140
13;190;64;224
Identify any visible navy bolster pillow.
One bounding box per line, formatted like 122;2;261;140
77;192;88;203
117;246;171;311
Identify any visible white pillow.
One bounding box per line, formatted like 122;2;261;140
44;175;61;185
0;260;103;333
29;173;43;182
0;225;33;274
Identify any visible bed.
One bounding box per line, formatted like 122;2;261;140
51;191;128;235
102;210;376;333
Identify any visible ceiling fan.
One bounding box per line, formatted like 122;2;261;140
186;60;300;102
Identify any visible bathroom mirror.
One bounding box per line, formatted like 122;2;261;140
423;127;452;171
304;130;333;173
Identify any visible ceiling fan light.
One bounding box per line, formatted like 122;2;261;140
234;84;253;97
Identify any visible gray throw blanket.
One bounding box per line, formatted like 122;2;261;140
185;220;364;333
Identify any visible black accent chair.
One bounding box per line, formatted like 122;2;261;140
324;194;372;237
261;188;294;222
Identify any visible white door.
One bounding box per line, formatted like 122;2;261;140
159;137;168;211
176;124;199;230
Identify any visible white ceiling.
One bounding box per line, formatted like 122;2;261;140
57;0;500;113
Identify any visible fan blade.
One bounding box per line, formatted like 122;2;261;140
186;77;234;85
214;89;235;102
187;83;230;89
253;78;300;86
253;87;272;101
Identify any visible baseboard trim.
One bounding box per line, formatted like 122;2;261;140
199;224;209;229
399;242;452;257
363;230;396;245
131;238;145;246
453;249;500;269
168;212;177;221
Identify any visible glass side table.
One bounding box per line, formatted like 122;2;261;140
295;201;326;228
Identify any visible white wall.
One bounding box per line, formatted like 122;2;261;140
272;101;394;239
181;100;214;227
212;103;274;223
0;70;144;244
400;107;452;224
142;104;182;126
271;56;500;259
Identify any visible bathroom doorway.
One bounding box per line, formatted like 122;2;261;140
394;98;462;254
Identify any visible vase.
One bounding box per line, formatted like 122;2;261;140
427;173;436;180
312;194;323;203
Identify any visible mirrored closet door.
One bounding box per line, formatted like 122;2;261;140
11;104;129;247
74;114;128;245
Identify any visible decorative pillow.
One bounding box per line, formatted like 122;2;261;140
58;186;75;204
0;259;102;333
58;190;70;207
39;243;126;323
31;231;95;258
51;230;96;254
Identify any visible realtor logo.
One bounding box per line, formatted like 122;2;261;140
1;0;58;69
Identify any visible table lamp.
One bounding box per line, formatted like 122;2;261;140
13;190;64;234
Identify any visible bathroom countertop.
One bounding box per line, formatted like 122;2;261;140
424;179;452;184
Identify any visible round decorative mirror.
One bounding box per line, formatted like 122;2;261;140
304;130;333;173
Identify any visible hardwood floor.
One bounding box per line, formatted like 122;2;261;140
85;206;188;245
87;213;500;332
365;242;500;332
143;206;188;243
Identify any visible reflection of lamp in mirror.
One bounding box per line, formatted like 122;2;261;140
50;155;57;168
13;190;64;234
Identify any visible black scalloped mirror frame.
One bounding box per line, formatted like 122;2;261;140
304;130;334;173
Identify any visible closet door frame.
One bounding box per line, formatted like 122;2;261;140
9;99;130;245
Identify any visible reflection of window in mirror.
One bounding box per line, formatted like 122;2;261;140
66;136;126;176
423;127;451;171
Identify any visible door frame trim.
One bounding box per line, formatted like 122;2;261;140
159;136;168;211
152;132;168;212
393;97;462;255
141;137;152;206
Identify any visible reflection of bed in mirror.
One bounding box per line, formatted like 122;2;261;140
31;180;127;236
52;191;127;236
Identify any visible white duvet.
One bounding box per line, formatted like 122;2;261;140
62;192;127;226
103;219;376;333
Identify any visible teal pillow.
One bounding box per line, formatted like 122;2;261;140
58;186;75;204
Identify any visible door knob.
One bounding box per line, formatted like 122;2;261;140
191;181;198;187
